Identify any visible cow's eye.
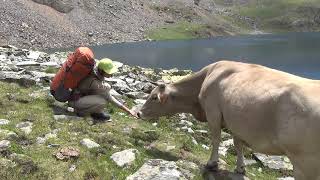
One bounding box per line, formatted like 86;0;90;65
151;95;158;101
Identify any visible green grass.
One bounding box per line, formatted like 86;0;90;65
147;0;320;41
147;22;209;40
0;81;292;179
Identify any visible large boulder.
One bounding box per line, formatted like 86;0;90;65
126;159;188;180
32;0;74;13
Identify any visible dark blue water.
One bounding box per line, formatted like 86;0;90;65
50;32;320;79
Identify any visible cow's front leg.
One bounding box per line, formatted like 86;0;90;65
205;111;222;172
234;137;246;174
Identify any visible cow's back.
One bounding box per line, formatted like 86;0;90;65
200;61;320;154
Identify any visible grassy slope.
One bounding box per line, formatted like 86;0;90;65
147;0;320;40
0;81;291;179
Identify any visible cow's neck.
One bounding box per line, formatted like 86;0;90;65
170;68;207;122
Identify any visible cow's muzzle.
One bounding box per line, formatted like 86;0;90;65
137;111;142;119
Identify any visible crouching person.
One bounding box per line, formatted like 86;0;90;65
50;47;137;122
69;58;138;121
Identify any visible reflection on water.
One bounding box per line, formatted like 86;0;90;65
49;32;320;79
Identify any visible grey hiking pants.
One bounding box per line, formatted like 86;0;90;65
68;95;107;115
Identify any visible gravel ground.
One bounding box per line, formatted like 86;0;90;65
0;0;216;50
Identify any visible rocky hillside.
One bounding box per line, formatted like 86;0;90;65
0;45;296;179
1;0;319;50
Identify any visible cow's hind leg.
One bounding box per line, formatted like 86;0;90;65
234;137;246;174
289;153;320;180
204;108;222;171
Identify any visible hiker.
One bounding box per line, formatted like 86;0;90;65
50;47;137;121
70;58;138;120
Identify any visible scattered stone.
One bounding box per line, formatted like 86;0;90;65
69;164;76;172
221;131;232;140
16;121;33;134
27;51;42;60
202;144;210;150
254;153;293;170
0;140;10;151
0;158;15;168
36;137;46;145
40;61;59;67
54;147;80;160
179;120;193;127
219;139;234;156
80;138;100;149
126;159;187;180
123;127;132;134
0;119;9;125
278;177;294;180
191;137;198;145
244;159;257;166
177;160;198;171
0;129;18;140
111;149;138;167
134;99;146;105
16;61;40;66
166;145;175;151
9;153;38;174
195;130;208;134
53;115;82;121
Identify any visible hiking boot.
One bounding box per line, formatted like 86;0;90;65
90;112;110;121
76;112;85;117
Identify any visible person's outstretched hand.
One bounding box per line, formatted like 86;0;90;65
128;109;138;118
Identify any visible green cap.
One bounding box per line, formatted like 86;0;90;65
97;58;118;74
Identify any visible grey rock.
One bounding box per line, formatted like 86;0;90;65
69;164;76;172
254;153;293;170
0;71;36;87
32;0;74;13
80;138;100;149
0;119;10;125
16;121;33;134
27;51;42;60
219;139;234;156
40;61;59;67
36;137;46;145
0;129;18;140
221;131;232;140
53;115;82;121
179;120;193;127
0;140;10;151
0;158;15;168
244;159;257;166
111;149;137;167
126;159;187;180
195;130;208;135
203;170;251;180
0;55;6;61
134;99;146;105
278;177;294;180
16;61;40;66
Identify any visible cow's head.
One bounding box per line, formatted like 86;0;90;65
137;84;178;119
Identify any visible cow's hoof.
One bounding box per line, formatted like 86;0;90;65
235;166;246;175
205;162;218;172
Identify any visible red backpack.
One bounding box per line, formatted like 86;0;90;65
50;47;95;102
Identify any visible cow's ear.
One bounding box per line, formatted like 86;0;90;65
157;93;168;104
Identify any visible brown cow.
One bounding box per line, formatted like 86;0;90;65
137;60;320;180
